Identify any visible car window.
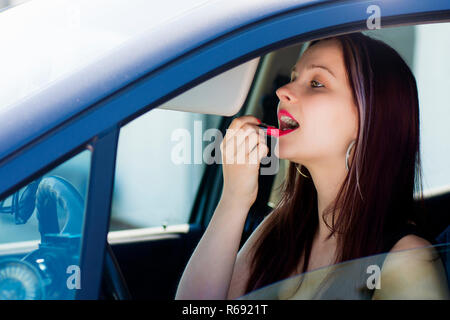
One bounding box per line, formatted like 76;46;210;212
0;149;91;299
365;22;450;196
239;243;450;300
268;22;450;206
411;22;450;195
110;109;223;230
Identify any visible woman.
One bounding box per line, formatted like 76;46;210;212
176;32;447;300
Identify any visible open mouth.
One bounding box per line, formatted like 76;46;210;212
278;110;300;133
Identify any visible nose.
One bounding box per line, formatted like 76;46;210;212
275;84;298;104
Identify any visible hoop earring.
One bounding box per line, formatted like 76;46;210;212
296;164;310;178
345;140;356;171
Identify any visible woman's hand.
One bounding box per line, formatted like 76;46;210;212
176;115;268;300
220;115;269;208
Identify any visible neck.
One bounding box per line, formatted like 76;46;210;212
304;157;349;243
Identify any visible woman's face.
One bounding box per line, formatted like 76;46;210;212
275;39;359;167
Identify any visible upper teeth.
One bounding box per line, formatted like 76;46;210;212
281;115;299;129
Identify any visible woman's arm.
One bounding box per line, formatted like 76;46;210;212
227;211;273;300
175;194;251;300
175;115;269;300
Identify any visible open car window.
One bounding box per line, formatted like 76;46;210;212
238;243;450;300
110;109;223;230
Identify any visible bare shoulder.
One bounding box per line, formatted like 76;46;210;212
387;234;441;270
226;211;275;300
373;234;449;299
389;234;432;253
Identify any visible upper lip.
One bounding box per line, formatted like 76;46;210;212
278;109;300;131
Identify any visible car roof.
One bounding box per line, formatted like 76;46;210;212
0;0;326;161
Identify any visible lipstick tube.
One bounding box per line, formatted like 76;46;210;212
256;123;279;137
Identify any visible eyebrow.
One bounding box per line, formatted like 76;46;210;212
291;63;336;79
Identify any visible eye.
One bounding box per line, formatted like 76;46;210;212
290;72;297;82
310;80;324;88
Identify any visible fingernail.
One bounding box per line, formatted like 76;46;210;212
256;118;262;124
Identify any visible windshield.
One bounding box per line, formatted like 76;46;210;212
0;150;91;300
239;243;450;300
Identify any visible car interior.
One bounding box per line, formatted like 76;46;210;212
105;26;450;299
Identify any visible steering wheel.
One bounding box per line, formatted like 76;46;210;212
0;176;131;300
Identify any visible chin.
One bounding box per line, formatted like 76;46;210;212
274;140;296;160
276;143;313;167
275;134;299;159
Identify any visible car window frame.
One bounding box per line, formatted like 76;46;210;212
0;126;118;299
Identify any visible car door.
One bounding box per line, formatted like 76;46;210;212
104;1;450;300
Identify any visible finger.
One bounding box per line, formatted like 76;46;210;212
236;126;258;150
248;142;269;165
258;142;269;160
257;127;266;145
232;124;262;154
223;121;262;164
224;116;261;144
222;137;235;165
236;131;259;164
238;127;265;164
223;127;254;161
245;132;260;164
228;115;261;131
254;128;266;158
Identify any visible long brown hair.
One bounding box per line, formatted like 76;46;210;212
244;32;424;294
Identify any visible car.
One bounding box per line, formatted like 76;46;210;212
0;0;449;300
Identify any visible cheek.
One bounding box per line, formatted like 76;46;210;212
304;97;357;148
303;96;337;133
